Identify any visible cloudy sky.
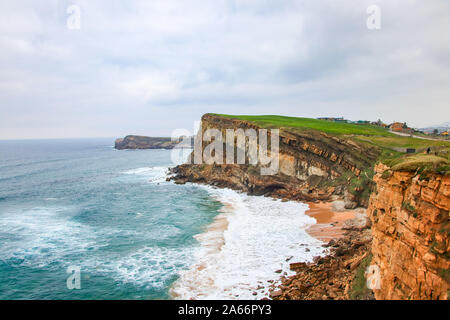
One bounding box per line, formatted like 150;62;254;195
0;0;449;139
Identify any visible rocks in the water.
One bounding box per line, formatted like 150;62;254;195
269;290;283;298
289;262;307;271
323;239;339;248
174;178;187;185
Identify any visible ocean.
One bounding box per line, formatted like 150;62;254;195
0;138;324;300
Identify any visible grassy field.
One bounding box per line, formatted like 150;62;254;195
214;114;393;136
384;153;449;174
354;135;450;150
215;114;450;149
215;114;450;174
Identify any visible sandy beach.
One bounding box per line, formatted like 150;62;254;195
305;201;357;242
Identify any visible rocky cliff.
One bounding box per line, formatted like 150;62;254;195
171;113;449;300
368;163;449;300
172;114;380;207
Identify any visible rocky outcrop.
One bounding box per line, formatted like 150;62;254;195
115;135;191;150
368;163;449;300
171;114;380;207
270;228;374;300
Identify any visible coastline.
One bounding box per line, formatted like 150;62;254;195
304;201;357;242
268;201;373;300
169;181;364;300
169;186;326;300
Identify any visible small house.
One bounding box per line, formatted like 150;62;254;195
390;122;404;132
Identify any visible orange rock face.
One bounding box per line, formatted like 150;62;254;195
368;163;449;300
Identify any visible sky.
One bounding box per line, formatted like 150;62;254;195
0;0;449;140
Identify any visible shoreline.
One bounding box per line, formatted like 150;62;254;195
263;201;361;299
269;202;373;300
304;201;357;243
169;181;362;300
169;186;326;300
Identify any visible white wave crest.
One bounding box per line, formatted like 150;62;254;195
171;187;325;300
0;206;98;268
94;246;195;289
122;166;169;183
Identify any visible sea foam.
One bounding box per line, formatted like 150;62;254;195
171;186;325;300
0;206;98;269
123;166;169;183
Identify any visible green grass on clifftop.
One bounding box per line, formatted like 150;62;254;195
354;135;450;149
384;153;450;174
215;114;450;152
214;114;392;136
214;114;450;175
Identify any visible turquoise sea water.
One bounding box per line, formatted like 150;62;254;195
0;138;221;299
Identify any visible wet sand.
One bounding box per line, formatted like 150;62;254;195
305;201;356;242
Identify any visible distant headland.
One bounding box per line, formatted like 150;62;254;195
114;135;192;150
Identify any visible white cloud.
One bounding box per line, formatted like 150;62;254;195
0;0;449;139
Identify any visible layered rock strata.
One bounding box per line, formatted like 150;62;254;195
368;164;449;300
172;114;380;207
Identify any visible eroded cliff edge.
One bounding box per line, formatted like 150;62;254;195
170;114;449;300
368;163;449;299
172;114;380;208
273;164;449;300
